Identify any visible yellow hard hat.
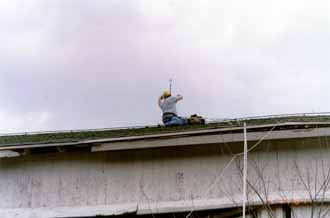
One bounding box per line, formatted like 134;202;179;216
163;90;171;98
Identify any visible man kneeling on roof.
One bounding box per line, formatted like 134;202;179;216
158;90;188;127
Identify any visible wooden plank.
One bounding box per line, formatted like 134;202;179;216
0;142;80;151
92;127;330;152
84;122;330;144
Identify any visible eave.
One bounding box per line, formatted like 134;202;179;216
1;122;330;157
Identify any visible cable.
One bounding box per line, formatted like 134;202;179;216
185;122;280;218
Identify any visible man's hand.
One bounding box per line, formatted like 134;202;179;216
176;94;183;102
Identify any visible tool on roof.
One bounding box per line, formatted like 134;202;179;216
187;114;205;125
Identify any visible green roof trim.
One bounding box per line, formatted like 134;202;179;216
1;114;330;146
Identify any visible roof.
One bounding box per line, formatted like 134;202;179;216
2;112;330;147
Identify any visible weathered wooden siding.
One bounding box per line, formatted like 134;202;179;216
1;137;330;217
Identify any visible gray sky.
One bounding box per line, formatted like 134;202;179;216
1;0;330;133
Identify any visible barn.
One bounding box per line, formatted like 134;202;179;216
1;113;330;218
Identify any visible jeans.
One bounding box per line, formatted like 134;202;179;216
162;113;187;127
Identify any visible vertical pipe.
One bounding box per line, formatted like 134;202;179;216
243;122;248;218
169;79;172;94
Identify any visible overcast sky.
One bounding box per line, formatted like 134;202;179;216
1;0;330;133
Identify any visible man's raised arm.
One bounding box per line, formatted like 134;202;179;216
176;94;183;102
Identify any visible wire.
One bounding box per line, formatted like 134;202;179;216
184;122;280;218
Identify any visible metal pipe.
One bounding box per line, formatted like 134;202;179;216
242;122;248;218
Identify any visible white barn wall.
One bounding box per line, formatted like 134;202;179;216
1;137;330;217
